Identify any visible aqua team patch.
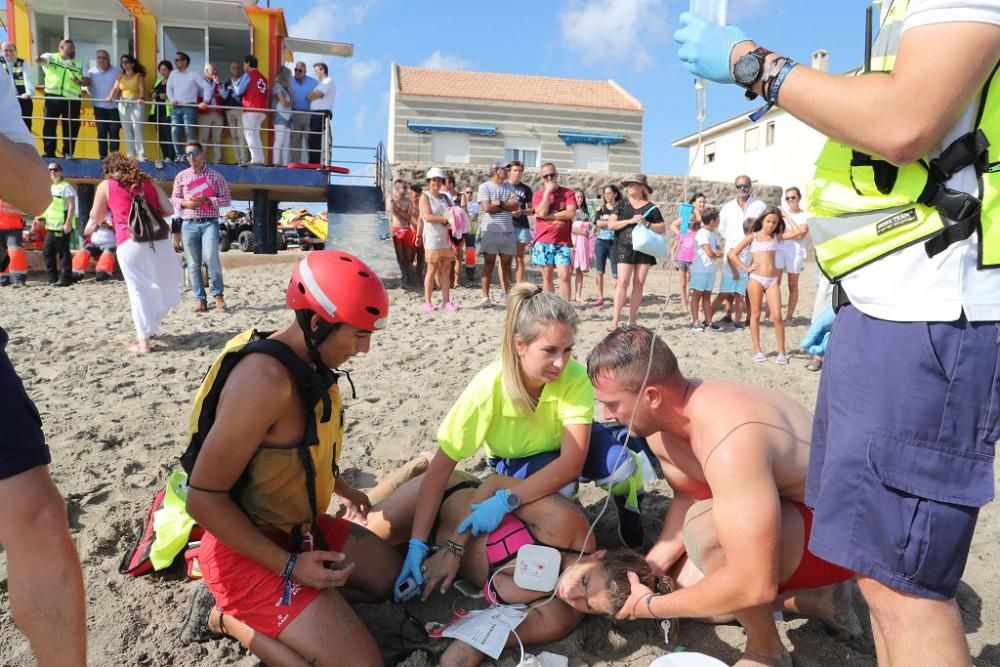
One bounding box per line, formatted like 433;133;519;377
876;208;919;235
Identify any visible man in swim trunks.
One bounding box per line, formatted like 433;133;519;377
183;250;399;667
588;326;852;667
388;178;415;286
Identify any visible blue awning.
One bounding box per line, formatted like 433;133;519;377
407;121;497;136
558;130;627;146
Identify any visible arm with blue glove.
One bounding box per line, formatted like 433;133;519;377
457;488;515;536
800;305;835;358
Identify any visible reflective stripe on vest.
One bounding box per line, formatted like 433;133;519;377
807;0;999;281
42;56;83;97
1;58;27;94
43;183;67;230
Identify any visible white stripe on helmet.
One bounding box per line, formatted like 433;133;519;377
297;256;338;319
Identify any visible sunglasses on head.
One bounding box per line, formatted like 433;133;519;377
541;173;557;180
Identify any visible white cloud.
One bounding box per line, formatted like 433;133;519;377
353;104;368;133
287;0;376;40
349;59;380;89
420;50;472;71
558;0;669;69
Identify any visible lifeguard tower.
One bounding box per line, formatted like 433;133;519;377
3;0;389;252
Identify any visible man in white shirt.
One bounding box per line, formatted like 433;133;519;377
307;62;336;164
0;63;87;666
86;50;120;159
717;175;766;322
657;3;1000;665
166;51;210;163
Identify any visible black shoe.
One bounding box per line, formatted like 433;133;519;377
613;493;645;550
0;277;9;287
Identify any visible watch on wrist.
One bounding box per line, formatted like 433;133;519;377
503;490;521;511
733;47;771;100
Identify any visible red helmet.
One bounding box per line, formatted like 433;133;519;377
286;250;389;332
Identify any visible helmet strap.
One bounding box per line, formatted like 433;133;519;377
296;310;336;370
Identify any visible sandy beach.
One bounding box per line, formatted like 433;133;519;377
1;254;998;667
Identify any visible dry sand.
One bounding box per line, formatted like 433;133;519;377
1;255;998;666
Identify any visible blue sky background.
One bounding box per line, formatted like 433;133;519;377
287;0;875;175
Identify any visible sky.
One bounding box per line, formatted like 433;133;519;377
285;0;876;176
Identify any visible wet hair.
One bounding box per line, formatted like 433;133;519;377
701;207;719;225
574;189;591;219
752;205;786;237
501;283;579;414
158;59;173;73
587;325;682;393
599;550;676;617
743;216;756;234
689;192;705;205
103;153;148;186
244;54;258;69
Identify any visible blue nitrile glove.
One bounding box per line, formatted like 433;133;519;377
800;306;835;357
393;538;429;602
457;489;512;536
674;11;751;84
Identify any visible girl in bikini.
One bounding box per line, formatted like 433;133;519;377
357;457;673;667
728;206;802;365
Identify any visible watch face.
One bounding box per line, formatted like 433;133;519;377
506;492;521;510
734;54;762;86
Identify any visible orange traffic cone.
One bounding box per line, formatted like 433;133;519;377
7;247;27;286
72;248;92;280
95;250;115;281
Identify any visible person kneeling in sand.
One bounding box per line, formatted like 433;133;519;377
358;455;673;667
181;250;399;667
588;326;857;667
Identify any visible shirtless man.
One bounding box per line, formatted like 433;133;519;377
183;250;398;667
388;179;415;286
587;326;853;667
410;184;425;280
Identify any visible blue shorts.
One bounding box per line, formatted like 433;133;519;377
0;328;51;480
489;422;657;493
531;242;572;267
807;307;1000;600
516;228;533;245
594;237;617;276
719;271;748;295
689;270;715;293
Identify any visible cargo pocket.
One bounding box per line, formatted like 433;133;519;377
852;431;994;581
981;323;1000;444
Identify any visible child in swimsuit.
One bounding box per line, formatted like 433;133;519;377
728;206;802;365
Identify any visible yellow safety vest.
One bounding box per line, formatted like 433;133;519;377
808;0;999;282
181;329;344;541
42;55;83;98
43;182;69;231
1;57;27;94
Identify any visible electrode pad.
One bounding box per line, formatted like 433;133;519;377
513;544;561;592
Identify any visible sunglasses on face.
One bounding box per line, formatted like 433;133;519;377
541;173;557;180
185;149;202;157
736;184;751;190
295;68;304;72
49;168;62;173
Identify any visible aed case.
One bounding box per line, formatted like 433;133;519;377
514;544;561;592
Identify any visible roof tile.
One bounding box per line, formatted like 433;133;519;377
395;66;643;112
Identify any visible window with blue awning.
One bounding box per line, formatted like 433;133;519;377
407;120;497;136
557;130;627;146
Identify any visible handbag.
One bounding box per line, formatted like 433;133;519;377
127;182;170;246
631;219;667;259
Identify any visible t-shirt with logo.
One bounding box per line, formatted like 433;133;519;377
477;181;516;233
531;186;575;245
511;182;533;230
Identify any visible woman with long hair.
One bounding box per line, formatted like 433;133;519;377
393;284;650;602
109;55;147;161
89;154;181;353
571;188;594;303
271;66;292;166
606;174;666;329
593;184;621;306
149;60;175;162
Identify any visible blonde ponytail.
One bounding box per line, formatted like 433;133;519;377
499;283;579;414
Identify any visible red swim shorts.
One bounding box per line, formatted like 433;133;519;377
777;502;853;594
200;514;352;639
392;226;415;248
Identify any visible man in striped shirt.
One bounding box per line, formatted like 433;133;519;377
171;140;232;312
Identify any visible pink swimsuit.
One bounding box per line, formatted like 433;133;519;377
749;233;781;290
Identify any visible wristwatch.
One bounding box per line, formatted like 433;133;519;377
733;47;771;100
503;490;521;512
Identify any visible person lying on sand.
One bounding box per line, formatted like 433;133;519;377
358;454;673;667
180;251;398;667
588;326;860;667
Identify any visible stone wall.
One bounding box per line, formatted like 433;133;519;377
391;161;783;211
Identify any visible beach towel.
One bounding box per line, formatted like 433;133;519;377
117;237;182;340
448;206;469;239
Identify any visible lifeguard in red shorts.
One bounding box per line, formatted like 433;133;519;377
181;250;399;667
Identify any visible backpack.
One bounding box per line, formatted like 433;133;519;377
127;182;170;246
